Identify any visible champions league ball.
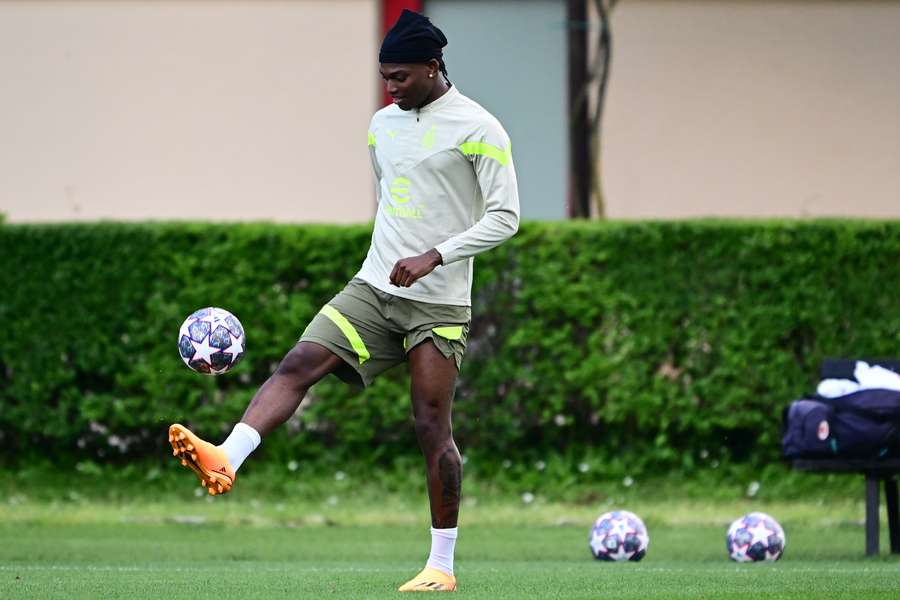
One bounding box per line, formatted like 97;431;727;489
726;512;786;562
588;510;649;561
178;307;245;375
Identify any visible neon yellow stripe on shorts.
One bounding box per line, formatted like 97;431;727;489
320;305;370;364
432;326;463;341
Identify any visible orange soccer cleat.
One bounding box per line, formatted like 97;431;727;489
168;423;235;496
398;567;457;592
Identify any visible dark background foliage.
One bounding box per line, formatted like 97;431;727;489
2;221;899;474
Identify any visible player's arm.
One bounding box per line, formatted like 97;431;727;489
389;122;520;288
433;123;520;264
389;248;444;287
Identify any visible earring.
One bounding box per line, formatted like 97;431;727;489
429;73;434;78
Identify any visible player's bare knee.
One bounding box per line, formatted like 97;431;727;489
414;418;434;444
414;416;452;454
274;345;317;389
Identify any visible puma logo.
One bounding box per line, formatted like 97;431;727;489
422;124;437;149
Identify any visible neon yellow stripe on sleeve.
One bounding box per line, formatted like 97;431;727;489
459;141;511;166
368;131;376;147
320;305;370;364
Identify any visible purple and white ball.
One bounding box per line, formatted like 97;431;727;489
589;510;649;561
178;307;245;375
726;512;786;562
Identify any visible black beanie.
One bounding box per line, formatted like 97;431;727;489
379;9;447;64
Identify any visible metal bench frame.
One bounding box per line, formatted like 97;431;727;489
793;459;900;555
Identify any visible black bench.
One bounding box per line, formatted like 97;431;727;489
791;358;900;556
793;459;900;555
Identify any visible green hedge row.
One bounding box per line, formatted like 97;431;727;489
2;221;900;474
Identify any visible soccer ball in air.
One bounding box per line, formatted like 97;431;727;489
588;510;649;561
726;512;786;562
177;307;245;375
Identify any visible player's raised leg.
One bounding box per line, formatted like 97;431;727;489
169;341;344;495
398;340;461;592
238;341;345;435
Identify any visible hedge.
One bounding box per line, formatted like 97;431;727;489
2;221;900;474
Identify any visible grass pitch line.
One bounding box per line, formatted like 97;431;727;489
2;563;895;575
0;564;404;574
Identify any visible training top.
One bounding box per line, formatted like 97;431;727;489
355;85;520;307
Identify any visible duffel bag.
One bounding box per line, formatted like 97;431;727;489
782;389;900;459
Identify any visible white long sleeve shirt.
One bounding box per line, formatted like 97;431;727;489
355;85;520;307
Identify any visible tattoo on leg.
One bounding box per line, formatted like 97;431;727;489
436;446;461;528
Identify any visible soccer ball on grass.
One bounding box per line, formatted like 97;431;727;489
726;512;786;562
588;510;649;561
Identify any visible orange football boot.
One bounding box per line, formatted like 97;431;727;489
398;567;457;592
168;423;235;496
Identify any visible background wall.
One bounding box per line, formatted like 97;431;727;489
602;0;900;219
426;0;569;220
2;0;898;223
0;0;379;223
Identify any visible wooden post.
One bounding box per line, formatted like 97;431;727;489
566;0;590;218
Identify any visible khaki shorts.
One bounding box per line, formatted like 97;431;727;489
299;278;471;387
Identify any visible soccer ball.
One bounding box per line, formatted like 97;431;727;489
588;510;649;561
726;512;786;562
177;307;245;375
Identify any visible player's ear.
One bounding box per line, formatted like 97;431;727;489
426;59;440;79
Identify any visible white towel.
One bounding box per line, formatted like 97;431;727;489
817;361;900;398
854;361;900;391
817;378;861;398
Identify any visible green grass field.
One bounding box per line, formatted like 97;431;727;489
4;483;900;599
4;520;900;599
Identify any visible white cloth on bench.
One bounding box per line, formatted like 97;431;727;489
817;361;900;398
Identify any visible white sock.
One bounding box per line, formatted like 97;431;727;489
425;527;458;575
218;422;261;472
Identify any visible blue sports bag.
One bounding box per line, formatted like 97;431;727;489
781;389;900;459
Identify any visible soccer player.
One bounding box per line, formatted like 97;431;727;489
169;9;519;592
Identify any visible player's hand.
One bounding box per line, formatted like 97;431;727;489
389;249;443;287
